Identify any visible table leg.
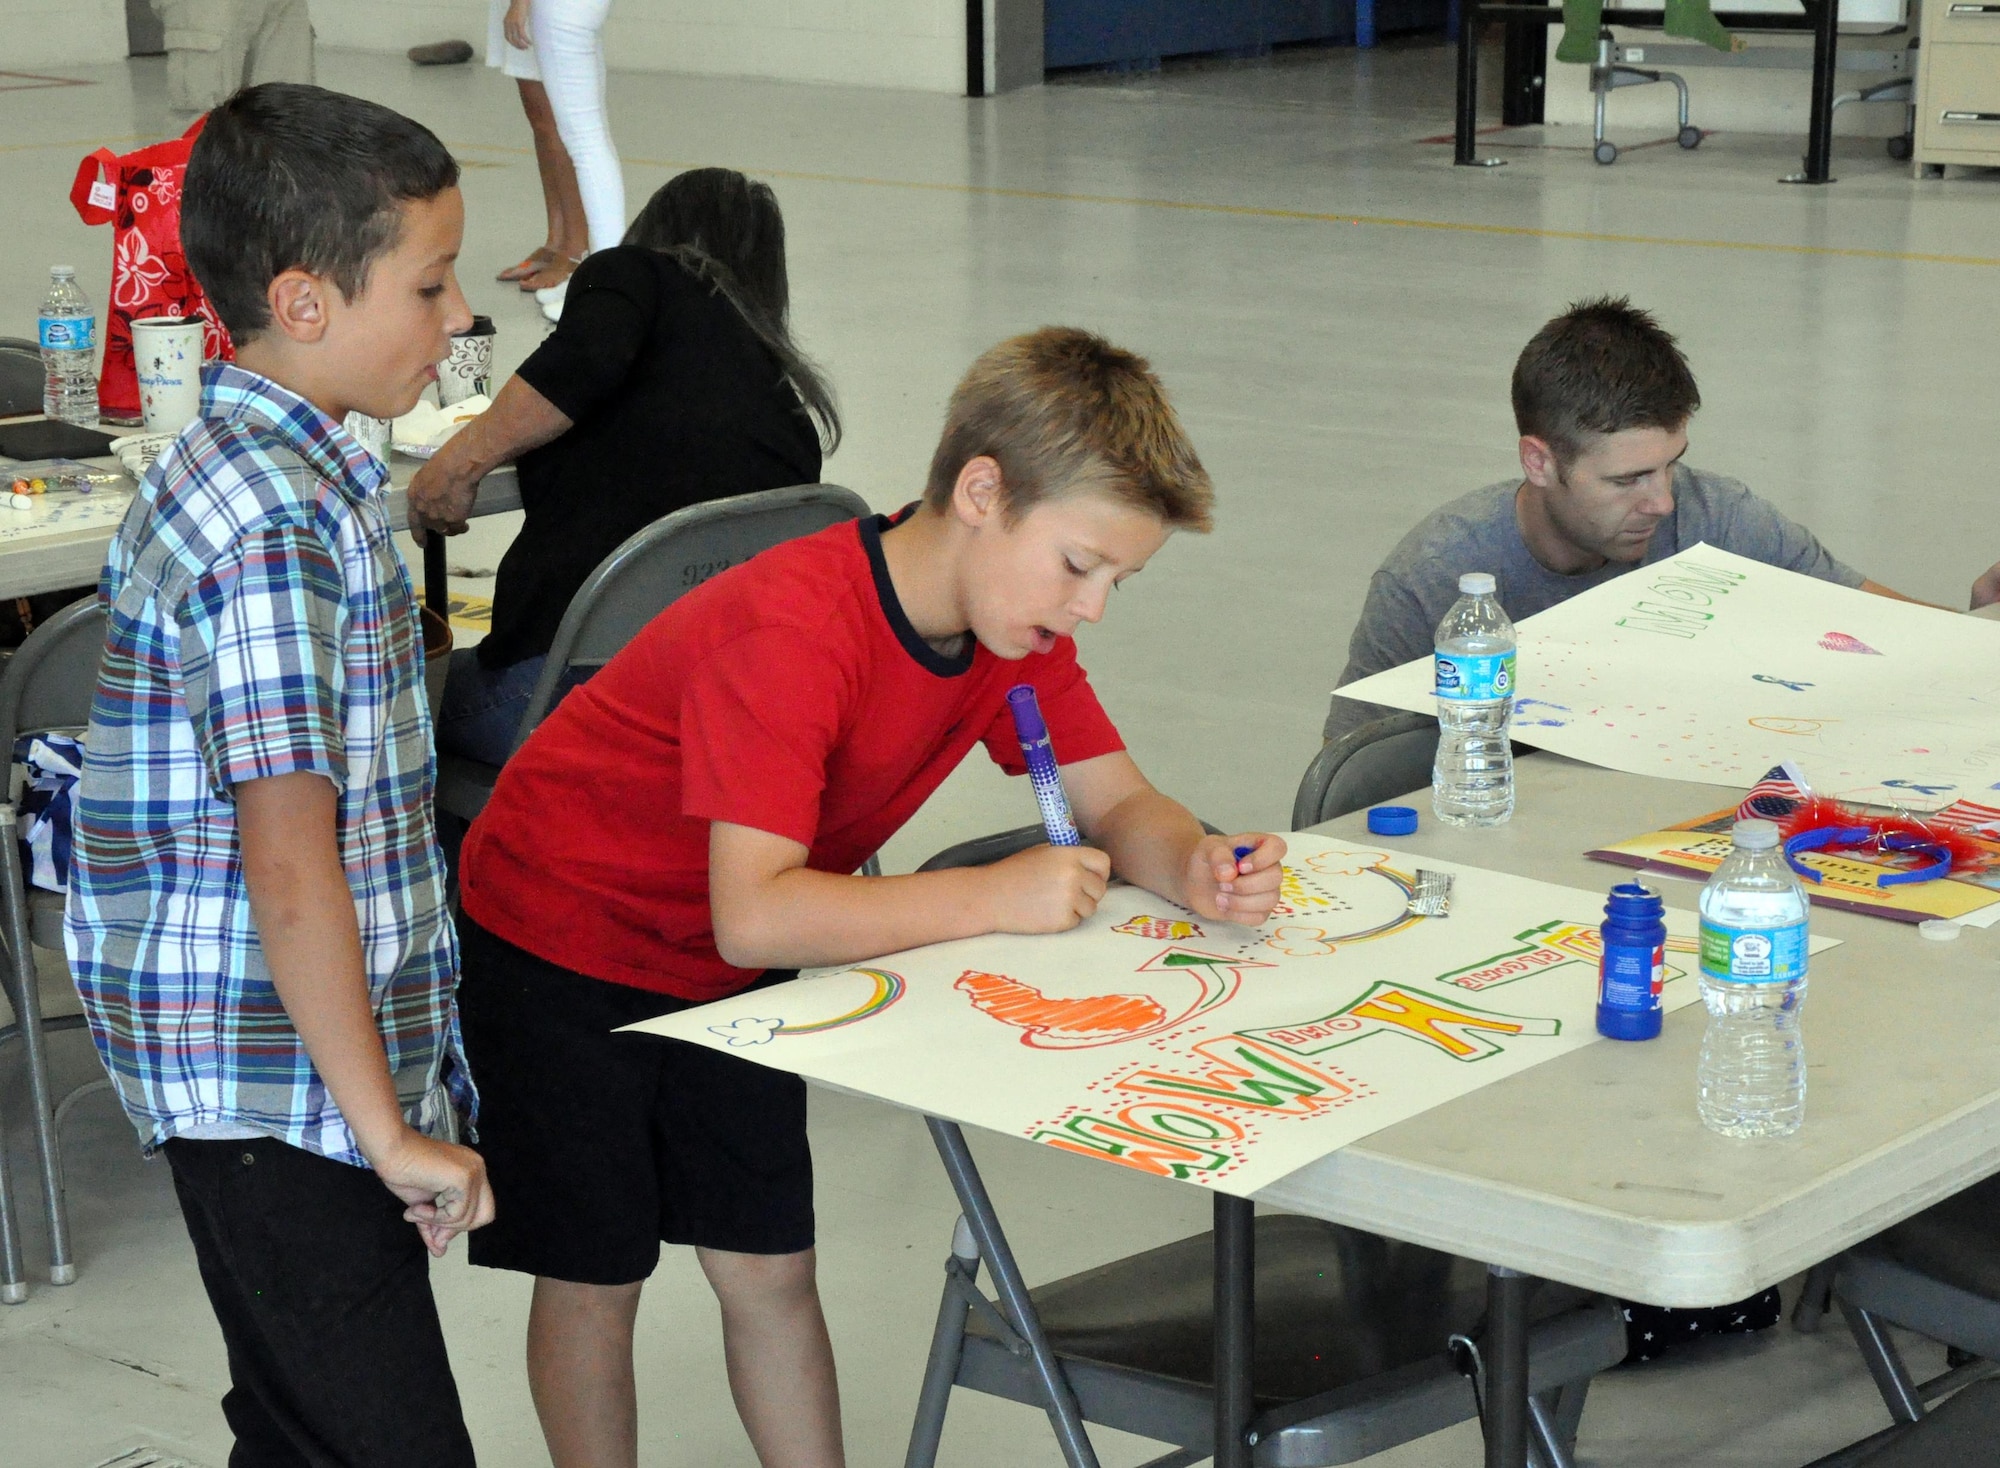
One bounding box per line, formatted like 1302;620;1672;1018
1484;1265;1531;1468
1455;0;1508;168
423;534;451;622
1785;0;1841;184
925;1118;1101;1468
1214;1195;1255;1468
1455;0;1480;163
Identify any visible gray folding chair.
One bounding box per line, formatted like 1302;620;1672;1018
0;338;43;418
1292;712;1439;830
904;827;1624;1468
0;595;107;1297
434;482;870;825
1814;1174;2000;1433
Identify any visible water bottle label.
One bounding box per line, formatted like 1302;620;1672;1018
1435;650;1515;702
1699;920;1808;984
38;315;95;353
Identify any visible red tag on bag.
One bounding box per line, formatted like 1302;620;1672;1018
70;117;234;421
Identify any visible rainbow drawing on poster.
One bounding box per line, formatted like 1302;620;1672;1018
630;832;1843;1196
1335;544;2000;812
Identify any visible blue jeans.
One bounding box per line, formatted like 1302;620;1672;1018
435;649;548;766
436;650;598;766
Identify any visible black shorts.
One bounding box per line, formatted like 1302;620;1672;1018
457;912;813;1284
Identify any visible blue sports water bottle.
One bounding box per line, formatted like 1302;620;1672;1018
1597;881;1666;1041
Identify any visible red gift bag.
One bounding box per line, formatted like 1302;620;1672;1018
70;117;233;423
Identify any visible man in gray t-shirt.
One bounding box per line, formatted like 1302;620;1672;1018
1325;298;1908;744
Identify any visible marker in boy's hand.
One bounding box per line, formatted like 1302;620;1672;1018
1186;833;1287;925
988;842;1113;933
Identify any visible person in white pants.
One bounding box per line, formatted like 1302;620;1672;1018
493;0;625;320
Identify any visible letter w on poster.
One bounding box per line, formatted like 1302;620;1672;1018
1336;543;2000;812
626;832;1836;1196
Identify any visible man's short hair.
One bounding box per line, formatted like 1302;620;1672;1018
1511;297;1701;466
183;83;460;341
923;328;1214;532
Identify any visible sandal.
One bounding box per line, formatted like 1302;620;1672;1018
497;247;557;283
518;254;581;293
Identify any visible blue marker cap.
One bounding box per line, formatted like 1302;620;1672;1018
1367;805;1418;837
1006;684;1048;741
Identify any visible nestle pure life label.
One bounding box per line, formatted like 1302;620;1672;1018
1434;650;1515;703
1698;919;1808;985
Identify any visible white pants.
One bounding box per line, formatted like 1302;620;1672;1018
507;0;625;255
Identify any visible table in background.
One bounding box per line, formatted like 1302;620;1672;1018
0;443;520;599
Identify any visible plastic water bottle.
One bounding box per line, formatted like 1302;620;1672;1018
1431;572;1515;826
38;266;99;426
1697;819;1810;1138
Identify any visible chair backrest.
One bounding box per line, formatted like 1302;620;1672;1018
1290;711;1438;830
0;596;107;752
917;818;1227;874
0;339;44;419
917;825;1050;873
508;482;872;753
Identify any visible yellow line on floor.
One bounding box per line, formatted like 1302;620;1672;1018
453;139;2000;270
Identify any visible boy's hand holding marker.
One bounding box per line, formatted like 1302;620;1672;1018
988;842;1113;932
1187;835;1286;925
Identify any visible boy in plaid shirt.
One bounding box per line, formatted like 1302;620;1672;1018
66;85;491;1467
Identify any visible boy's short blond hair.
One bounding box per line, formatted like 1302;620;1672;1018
923;328;1213;532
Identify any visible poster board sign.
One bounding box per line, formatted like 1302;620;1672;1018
1335;544;2000;812
630;833;1838;1197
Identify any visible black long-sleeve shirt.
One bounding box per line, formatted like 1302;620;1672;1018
478;246;823;670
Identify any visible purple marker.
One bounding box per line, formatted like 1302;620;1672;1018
1007;684;1082;846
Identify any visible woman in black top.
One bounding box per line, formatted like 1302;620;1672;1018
409;168;841;764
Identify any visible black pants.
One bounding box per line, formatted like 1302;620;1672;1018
164;1137;477;1468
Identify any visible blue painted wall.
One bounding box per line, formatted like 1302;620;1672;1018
1045;0;1446;69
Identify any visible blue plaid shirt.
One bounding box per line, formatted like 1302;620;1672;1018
66;364;470;1166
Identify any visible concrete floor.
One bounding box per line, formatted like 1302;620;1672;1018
1;35;1995;1468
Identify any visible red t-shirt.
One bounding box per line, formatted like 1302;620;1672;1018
458;512;1126;999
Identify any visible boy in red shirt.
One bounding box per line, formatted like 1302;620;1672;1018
457;326;1285;1467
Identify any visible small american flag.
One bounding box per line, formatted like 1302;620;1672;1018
1737;762;1811;822
1926;798;2000;837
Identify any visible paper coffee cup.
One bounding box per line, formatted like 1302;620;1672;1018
437;315;495;407
131;316;206;435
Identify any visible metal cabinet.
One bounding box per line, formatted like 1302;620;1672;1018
1915;0;2000;172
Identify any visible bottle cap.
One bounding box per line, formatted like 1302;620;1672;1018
1605;881;1664;918
1732;818;1780;850
1919;920;1962;942
1367;805;1419;836
50;265;75;278
1458;572;1496;596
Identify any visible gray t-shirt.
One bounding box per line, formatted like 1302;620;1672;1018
1323;464;1866;742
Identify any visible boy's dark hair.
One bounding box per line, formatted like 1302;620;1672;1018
1511;297;1701;466
183;83;460;341
922;328;1213;532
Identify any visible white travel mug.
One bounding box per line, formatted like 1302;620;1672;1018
131;316;207;435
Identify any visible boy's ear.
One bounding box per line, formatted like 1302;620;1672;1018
266;268;332;346
1518;435;1560;490
951;455;1005;528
